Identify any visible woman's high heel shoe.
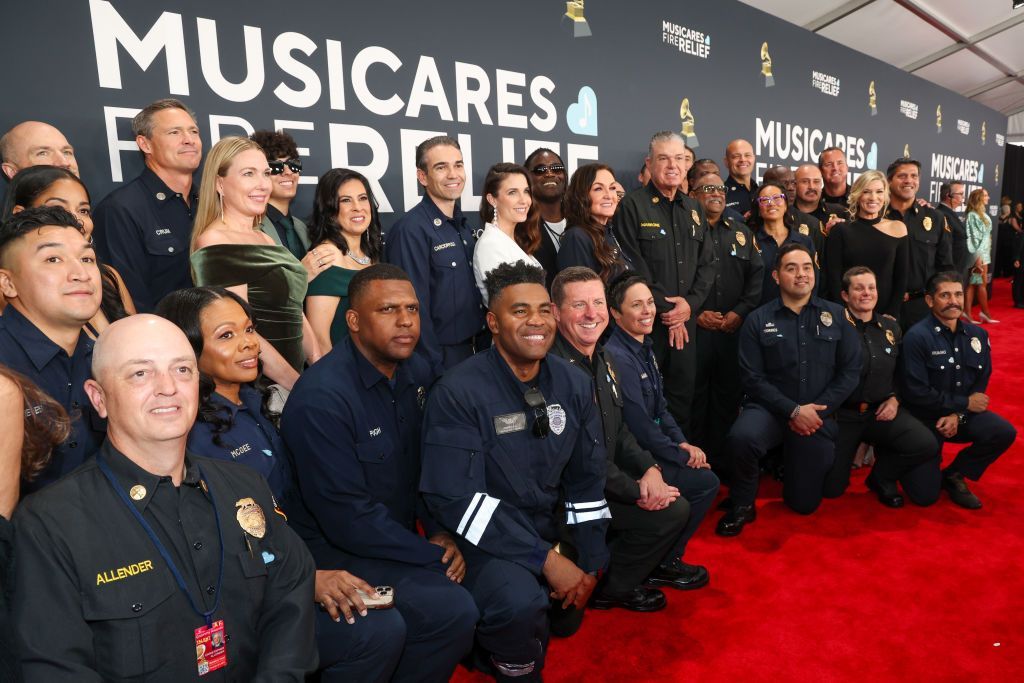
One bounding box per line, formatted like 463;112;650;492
980;312;1000;324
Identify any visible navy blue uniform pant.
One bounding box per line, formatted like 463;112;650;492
725;403;838;514
459;543;552;681
316;557;477;683
651;318;698;436
660;460;720;560
823;408;941;506
921;410;1016;481
692;326;742;463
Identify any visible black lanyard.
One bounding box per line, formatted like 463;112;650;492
97;455;225;627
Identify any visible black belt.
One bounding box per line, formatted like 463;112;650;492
842;400;881;414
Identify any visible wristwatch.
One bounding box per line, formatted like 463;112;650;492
957;412;967;425
790;405;801;419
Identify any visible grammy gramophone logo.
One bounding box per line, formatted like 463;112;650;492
981;121;986;145
936;105;942;133
563;0;591;38
995;164;1000;184
903;143;910;158
868;81;877;116
761;42;774;87
680;98;698;148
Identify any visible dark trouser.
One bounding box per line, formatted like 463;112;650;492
459;544;551;682
900;295;930;332
334;557;478;683
651;318;698;435
314;608;405;682
1013;262;1024;306
724;403;838;514
692;326;742;464
441;330;491;371
603;496;689;594
823;407;941;506
660;460;720;560
918;410;1016;481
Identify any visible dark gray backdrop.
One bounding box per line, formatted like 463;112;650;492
0;0;1007;227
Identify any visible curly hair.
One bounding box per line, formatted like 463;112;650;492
1;366;70;482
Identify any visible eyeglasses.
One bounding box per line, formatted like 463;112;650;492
269;158;302;175
757;194;786;206
531;164;565;175
524;387;550;439
696;184;726;194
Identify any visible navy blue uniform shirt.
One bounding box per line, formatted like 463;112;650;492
0;305;105;492
420;347;610;574
900;315;991;421
187;385;293;500
383;195;485;371
738;296;862;419
725;175;759;216
279;336;443;570
556;222;631;282
92;167;198;312
702;216;763;317
603;325;689;466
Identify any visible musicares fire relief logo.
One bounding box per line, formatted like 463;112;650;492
957;119;970;135
811;71;840;96
996;133;1005;147
900;100;918;120
662;19;711;59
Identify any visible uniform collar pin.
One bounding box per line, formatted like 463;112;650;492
129;484;147;501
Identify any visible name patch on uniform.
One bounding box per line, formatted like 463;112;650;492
930;349;947;356
369;426;382;437
230;443;251;458
96;559;154;586
433;241;456;252
640;222;661;229
493;412;527;435
155;228;171;236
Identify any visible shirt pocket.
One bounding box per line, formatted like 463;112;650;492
237;547;270;615
143;228;186;258
813;325;840;370
759;333;791;372
636;226;669;265
82;572;177;679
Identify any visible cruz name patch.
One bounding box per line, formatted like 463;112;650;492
97;560;154;586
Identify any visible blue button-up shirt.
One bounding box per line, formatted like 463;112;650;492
738;296;862;419
186;385;293;500
0;306;105;492
383;195;485;372
900;315;990;421
420;347;610;574
92;167;198;312
603;325;689;467
279;335;443;570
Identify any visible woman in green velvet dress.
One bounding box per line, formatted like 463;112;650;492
189;137;323;389
305;169;382;353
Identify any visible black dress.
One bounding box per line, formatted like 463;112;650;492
0;516;18;682
825;217;909;318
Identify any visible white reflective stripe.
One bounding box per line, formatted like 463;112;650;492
568;506;612;524
464;495;501;544
456;492;484;536
566;499;609;511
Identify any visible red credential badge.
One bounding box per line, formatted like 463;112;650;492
194;619;227;676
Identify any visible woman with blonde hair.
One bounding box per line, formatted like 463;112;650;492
824;170;909;317
964;188;997;323
189;136;321;389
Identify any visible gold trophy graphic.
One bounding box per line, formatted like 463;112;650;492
563;0;592;38
995;164;1000;184
936;105;942;133
680;98;699;149
903;143;910;158
981;121;986;145
761;42;774;87
868;81;877;116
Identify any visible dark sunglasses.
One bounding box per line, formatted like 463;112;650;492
269;158;302;175
531;164;565;175
524;387;550;439
696;184;727;194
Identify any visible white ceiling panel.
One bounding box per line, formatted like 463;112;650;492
914;0;1021;38
817;2;956;68
913;50;1007;94
736;0;854;25
975;22;1024;72
972;81;1024;112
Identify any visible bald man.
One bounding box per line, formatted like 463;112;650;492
0;120;78;179
724;139;757;216
13;315;318;681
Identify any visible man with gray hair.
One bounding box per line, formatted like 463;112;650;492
13;315;318;680
0;120;79;179
614;131;715;435
93;98;203;312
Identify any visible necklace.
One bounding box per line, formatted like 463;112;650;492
544;221;566;246
348;252;371;265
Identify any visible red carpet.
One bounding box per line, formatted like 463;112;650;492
454;279;1023;682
